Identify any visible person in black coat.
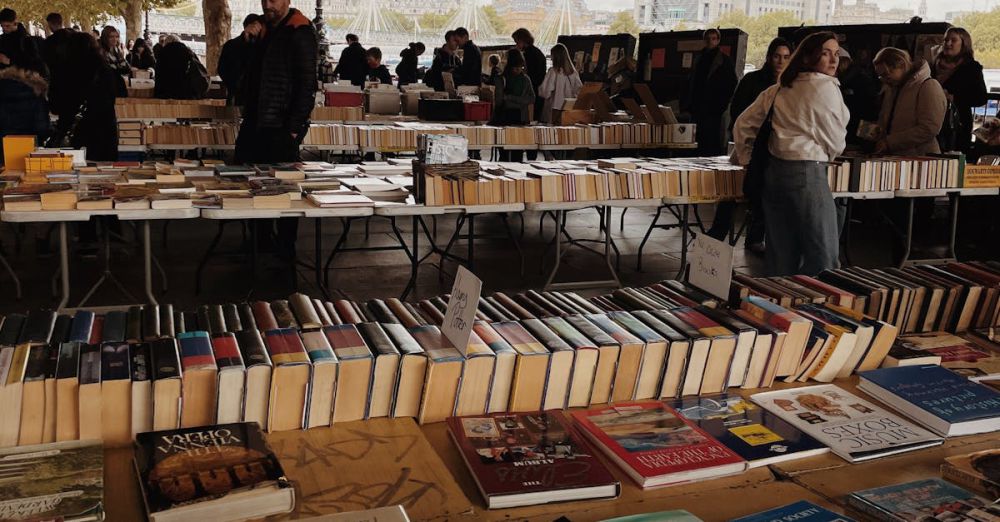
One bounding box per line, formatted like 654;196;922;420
685;28;737;156
127;38;156;70
219;14;263;105
836;47;881;148
396;42;424;87
453;27;481;86
932;27;987;155
424;31;460;91
513;27;545;122
333;33;367;86
0;65;49;162
708;37;792;250
365;47;391;84
154;39;209;99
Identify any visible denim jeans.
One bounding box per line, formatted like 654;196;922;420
762;156;840;276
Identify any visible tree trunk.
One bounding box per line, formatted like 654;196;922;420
120;0;143;43
203;0;232;76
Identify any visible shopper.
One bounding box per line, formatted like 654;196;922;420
396;42;424;87
494;49;535;125
154;38;209;99
709;37;792;250
57;31;124;161
872;47;946;156
0;52;49;163
219;14;262;105
453;27;481;86
0;9;46;77
512;28;545;123
100;26;130;76
363;46;391;84
837;46;881;148
538;43;582;123
152;34;166;62
42;13;71;79
45;12;64;34
485;54;501;85
687;28;738;156
333;33;367;86
127;38;155;70
424;31;459;91
932;27;987;154
733;31;849;276
0;8;16;34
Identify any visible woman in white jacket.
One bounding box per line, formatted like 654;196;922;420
733;31;849;277
538;43;582;124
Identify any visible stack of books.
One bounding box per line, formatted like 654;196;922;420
118;121;145;146
145;123;239;146
114;98;239;120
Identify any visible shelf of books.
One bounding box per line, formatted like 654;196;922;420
3;264;1000;521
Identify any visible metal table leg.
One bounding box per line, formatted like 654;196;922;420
898;198;915;268
0;250;20;301
947;192;959;260
636;206;664;272
543;210;564;289
57;222;70;310
601;206;622;287
677;204;690;280
143;220;157;305
314;217;331;300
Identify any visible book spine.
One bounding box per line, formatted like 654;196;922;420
252;301;279;331
159;305;175;339
143;305;161;340
366;299;401;324
270;300;300;329
385;299;418;327
494;292;535;320
126;306;143;342
313;298;334;327
289;293;322;329
335;300;364;324
222;304;242;332
238;303;257;332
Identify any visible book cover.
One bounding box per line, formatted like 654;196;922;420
896;332;989;363
672;395;829;467
731;501;855;522
570;401;746;488
0;440;104;522
847;478;995;522
211;333;246;369
151;338;182;380
602;511;704;522
446;411;619;508
859;365;1000;435
133;422;292;515
177;332;217;371
942;449;1000;499
264;328;309;365
751;384;942;463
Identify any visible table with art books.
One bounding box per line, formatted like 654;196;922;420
0;208;198;309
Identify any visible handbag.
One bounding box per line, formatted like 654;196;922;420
743;87;780;201
937;99;962;151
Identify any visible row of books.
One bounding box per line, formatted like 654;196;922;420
731;262;1000;335
144;123;240;146
0;274;916;449
114;98;237;120
825;154;965;192
417;156;744;206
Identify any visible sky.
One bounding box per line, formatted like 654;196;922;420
582;0;999;20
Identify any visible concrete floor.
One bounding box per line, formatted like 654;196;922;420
0;197;992;314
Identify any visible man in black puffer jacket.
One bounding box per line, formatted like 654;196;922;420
237;0;317;164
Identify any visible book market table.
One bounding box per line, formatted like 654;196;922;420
0;208;198;309
890;187;999;267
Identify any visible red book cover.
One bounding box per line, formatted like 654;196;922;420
648;284;700;308
740;297;805;332
322;324;371;360
252;301;279;331
211;333;244;369
447;410;619;508
89;315;104;345
669;307;733;338
263;328;309;365
570;401;746;488
791;275;855;306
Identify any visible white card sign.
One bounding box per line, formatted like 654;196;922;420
441;265;482;357
688;234;734;300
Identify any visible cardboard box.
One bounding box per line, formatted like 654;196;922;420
402;92;422;115
552;109;595;125
366;92;401;115
669;124;696;143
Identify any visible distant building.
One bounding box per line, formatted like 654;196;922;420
832;0;914;24
945;10;972;22
634;0;830;28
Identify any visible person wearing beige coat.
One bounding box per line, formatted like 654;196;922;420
873;48;947;156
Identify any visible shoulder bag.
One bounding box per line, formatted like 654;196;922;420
743;87;780;201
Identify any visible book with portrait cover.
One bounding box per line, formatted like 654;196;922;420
0;440;103;522
133;422;294;522
570;401;746;488
847;478;998;522
671;395;829;467
446;410;619;509
750;384;942;463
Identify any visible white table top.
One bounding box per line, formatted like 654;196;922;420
958;187;1000;196
525;199;659;211
373;202;446;216
444;203;525;214
831;191;895;200
201;200;374;219
1;208;199;223
661;195;743;205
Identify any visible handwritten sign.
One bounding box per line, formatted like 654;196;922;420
441;266;482;357
688;234;734;300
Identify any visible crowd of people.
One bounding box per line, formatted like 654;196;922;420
0;3;990;273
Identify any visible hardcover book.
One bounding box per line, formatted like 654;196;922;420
731;501;855;522
570;401;747;488
858;365;1000;437
672;395;829;467
751;384;943;463
446;410;619;508
0;440;104;522
847;478;997;522
942;450;1000;499
133;422;294;522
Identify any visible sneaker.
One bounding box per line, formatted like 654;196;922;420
746;242;766;256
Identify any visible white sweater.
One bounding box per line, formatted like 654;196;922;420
732;72;850;165
538;68;583;123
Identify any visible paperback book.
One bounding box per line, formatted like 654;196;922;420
0;440;104;522
446;411;620;508
750;384;943;463
847;478;999;522
732;501;856;522
941;450;1000;499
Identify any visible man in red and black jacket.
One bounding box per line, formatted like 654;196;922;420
237;0;317;164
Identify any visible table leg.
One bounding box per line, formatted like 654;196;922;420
314;218;330;300
898;198;915;268
500;213;524;276
602;206;622;288
400;216;420;300
0;250;20;301
636;206;663;272
947;192;959;260
841;198;854;266
143;220;157;305
467;214;475;272
677;204;690;280
543;210;564;290
57;222;70;310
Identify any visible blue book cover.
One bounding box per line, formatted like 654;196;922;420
671;395;828;467
859;365;1000;425
732;501;855;522
847;478;991;522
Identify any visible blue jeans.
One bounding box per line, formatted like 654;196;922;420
762;157;840;276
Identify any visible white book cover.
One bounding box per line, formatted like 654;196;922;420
750;384;943;463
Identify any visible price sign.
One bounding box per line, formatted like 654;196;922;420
441;266;482;357
688;234;734;300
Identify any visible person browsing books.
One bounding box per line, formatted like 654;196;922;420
686;28;738;156
732;31;849;277
872;47;946;156
538;43;582;124
219;14;262;106
932;27;986;155
364;46;391;84
333;33;367;86
424;30;460;91
494;48;535;126
453;27;481;87
708;37;792;252
395;41;423;87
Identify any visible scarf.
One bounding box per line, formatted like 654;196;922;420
934;53;963;85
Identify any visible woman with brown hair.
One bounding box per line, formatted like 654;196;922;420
932;27;987;154
732;31;849;276
99;26;129;76
872;47;946;156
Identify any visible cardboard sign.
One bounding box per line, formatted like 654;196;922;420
688;234;734;300
441;266;482;357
